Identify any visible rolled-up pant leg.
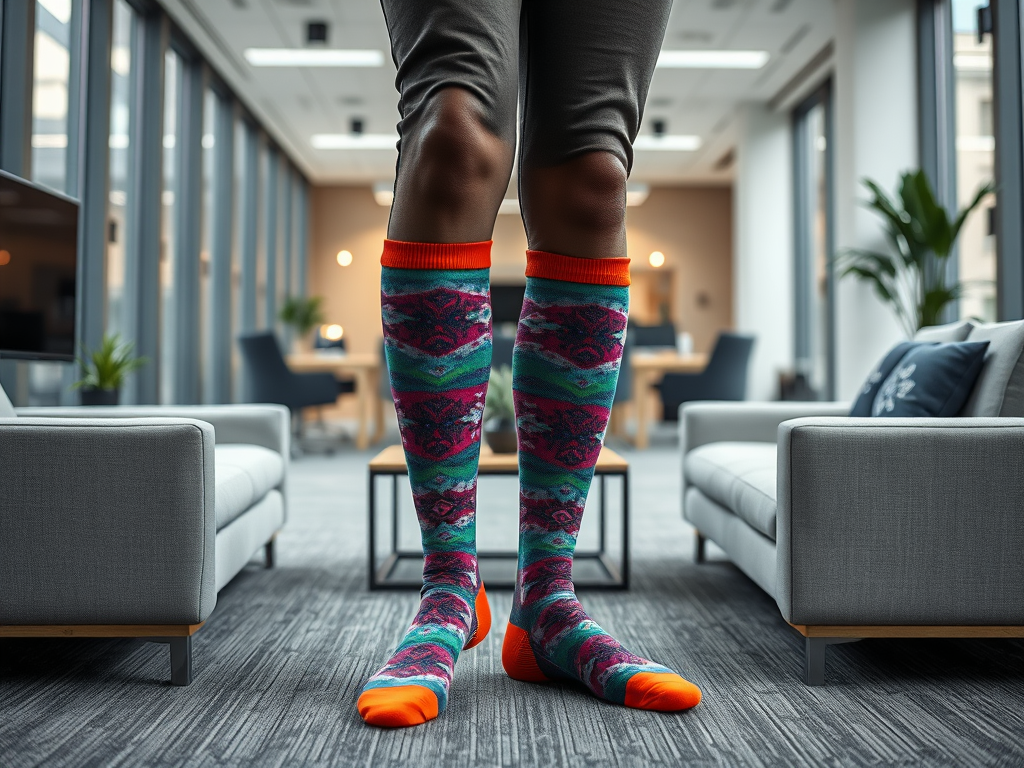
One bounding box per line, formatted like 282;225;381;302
517;0;672;173
379;0;521;160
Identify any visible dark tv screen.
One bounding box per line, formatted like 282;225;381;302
491;283;526;325
0;170;78;361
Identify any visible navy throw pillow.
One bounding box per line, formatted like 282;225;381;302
849;341;930;416
871;341;990;417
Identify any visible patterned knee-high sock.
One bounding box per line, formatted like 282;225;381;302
358;240;493;728
501;251;701;711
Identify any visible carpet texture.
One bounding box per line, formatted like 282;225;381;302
1;444;1023;767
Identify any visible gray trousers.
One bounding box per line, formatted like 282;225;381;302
379;0;673;175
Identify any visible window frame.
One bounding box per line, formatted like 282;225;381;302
791;79;836;401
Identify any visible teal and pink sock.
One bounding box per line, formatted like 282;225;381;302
358;240;493;728
501;250;701;711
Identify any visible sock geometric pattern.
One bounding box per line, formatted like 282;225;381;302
360;264;491;715
508;274;684;705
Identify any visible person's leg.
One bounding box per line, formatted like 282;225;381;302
359;0;519;729
502;0;702;711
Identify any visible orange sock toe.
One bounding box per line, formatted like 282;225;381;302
357;686;440;727
624;672;702;711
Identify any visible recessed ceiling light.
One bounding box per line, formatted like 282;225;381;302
657;50;769;69
634;135;702;151
244;48;384;67
312;134;398;150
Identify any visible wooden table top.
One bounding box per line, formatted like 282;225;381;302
369;443;629;474
287;352;380;371
630;350;708;373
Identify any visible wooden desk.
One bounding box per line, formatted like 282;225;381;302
368;444;630;590
287;352;384;450
629;350;708;449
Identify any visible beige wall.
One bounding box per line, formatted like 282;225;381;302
309;185;733;356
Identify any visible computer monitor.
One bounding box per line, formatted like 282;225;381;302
0;170;79;361
490;283;526;326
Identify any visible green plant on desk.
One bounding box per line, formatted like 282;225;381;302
73;333;147;405
279;295;326;338
483;364;517;453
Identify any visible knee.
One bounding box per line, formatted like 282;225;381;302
528;153;627;237
402;88;510;210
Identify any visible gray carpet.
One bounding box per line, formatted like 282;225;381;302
2;441;1024;768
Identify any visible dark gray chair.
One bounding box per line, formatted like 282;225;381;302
655;332;755;422
238;332;354;446
492;333;515;371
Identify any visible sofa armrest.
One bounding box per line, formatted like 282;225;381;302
776;416;1024;626
0;417;217;625
680;401;850;455
15;404;290;456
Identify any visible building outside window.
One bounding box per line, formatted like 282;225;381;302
105;0;135;339
200;87;216;403
31;0;76;194
793;83;834;400
160;50;182;405
952;0;997;322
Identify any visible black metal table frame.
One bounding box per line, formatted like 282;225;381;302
367;463;630;590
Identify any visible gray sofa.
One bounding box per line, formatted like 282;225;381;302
681;320;1024;684
0;392;289;685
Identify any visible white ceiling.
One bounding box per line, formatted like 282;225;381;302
161;0;835;185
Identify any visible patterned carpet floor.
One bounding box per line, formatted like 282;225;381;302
2;441;1023;767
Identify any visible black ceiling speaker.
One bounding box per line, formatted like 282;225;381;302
307;21;328;44
350;118;364;135
652;119;667;136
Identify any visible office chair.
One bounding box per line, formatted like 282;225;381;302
655;332;755;421
238;331;355;451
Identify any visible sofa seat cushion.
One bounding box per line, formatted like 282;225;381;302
215;444;285;530
685;442;778;540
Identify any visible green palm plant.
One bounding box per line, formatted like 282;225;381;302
73;334;147;392
837;170;994;338
278;295;326;337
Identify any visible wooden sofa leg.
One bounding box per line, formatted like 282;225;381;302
804;636;860;686
694;531;706;564
265;537;276;569
151;635;194;685
169;636;193;686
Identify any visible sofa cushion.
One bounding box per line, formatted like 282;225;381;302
871;341;989;417
215;444;285;530
913;319;975;343
685;442;778;540
961;320;1024;417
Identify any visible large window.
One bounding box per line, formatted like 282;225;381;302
200;88;216;402
793;82;835;400
105;0;135;339
952;0;998;321
31;0;77;194
160;50;182;405
0;1;310;407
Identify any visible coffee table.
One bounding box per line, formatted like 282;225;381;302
367;444;630;590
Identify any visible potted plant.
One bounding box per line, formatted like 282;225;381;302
837;169;994;338
279;295;326;351
483;364;517;453
73;333;147;406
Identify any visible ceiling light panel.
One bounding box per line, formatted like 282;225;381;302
633;135;702;151
312;134;398;150
244;48;384;67
656;50;770;69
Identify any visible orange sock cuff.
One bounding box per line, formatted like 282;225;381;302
525;250;630;286
381;240;492;270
